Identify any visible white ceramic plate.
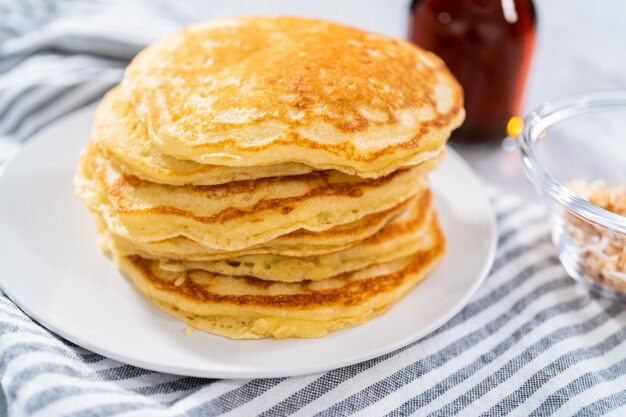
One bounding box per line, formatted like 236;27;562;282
0;106;496;379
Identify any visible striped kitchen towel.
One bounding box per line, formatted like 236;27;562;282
2;1;626;416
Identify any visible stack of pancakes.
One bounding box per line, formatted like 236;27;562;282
74;16;464;339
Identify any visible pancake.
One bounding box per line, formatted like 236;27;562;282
92;87;315;186
158;189;434;282
107;196;412;261
122;16;463;178
109;214;445;339
75;144;438;251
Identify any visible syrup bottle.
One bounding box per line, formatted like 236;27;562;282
410;0;536;145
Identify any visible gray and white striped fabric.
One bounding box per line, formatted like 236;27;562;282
2;1;626;416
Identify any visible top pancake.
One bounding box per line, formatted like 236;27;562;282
122;16;463;178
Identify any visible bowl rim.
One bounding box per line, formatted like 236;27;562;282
519;90;626;234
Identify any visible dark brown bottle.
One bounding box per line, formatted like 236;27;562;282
409;0;536;144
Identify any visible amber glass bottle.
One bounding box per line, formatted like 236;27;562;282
410;0;536;144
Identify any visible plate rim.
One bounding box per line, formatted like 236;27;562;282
0;105;497;379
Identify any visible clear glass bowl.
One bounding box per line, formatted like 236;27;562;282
519;91;626;301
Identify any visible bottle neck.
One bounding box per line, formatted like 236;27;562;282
411;0;535;25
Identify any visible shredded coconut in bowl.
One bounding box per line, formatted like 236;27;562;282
564;181;626;292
